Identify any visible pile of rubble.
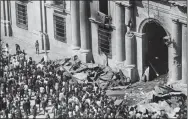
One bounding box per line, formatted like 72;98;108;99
50;55;132;90
39;55;187;118
124;83;187;118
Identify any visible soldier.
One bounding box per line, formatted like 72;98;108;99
35;40;39;55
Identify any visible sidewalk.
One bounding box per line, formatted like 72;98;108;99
2;36;74;62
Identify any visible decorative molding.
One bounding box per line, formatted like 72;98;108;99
133;32;145;38
115;1;132;8
89;17;116;30
45;3;70;15
142;1;187;23
170;14;187;24
126;32;134;38
142;1;170;14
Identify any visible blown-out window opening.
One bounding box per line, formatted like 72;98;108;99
99;0;108;15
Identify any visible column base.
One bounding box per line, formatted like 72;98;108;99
79;49;92;63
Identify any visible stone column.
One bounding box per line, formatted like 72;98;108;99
181;23;187;84
5;1;10;36
126;32;135;65
135;33;145;80
115;2;125;62
169;19;182;83
43;1;49;62
168;41;173;79
71;1;80;50
2;0;7;36
79;1;91;62
125;4;132;32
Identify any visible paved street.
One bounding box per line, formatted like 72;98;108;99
2;36;74;62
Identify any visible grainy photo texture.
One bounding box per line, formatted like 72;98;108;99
0;0;187;119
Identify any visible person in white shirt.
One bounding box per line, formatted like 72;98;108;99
4;43;9;56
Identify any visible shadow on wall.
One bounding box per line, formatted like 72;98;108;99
41;34;50;51
9;23;13;36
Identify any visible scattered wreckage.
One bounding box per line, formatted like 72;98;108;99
36;55;187;118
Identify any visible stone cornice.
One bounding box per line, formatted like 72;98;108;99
170;15;187;24
115;1;132;8
45;3;70;15
133;32;145;38
89;17;116;30
141;1;170;14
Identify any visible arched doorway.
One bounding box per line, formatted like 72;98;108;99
142;20;168;79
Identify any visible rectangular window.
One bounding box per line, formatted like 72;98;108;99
16;2;28;30
99;0;108;15
53;14;66;43
98;26;112;58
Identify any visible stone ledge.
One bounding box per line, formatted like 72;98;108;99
89;17;116;30
45;3;70;15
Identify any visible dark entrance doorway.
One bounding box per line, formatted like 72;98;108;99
143;21;168;79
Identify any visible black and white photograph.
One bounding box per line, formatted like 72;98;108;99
0;0;187;118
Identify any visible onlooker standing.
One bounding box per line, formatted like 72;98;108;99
15;44;21;55
35;40;39;55
32;104;37;119
4;43;9;56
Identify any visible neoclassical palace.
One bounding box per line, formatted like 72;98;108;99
0;0;187;83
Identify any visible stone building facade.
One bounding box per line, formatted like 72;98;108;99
0;0;187;83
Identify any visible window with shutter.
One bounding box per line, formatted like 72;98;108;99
98;25;112;59
16;2;28;30
53;14;66;43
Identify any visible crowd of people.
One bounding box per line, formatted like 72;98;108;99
0;43;186;119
